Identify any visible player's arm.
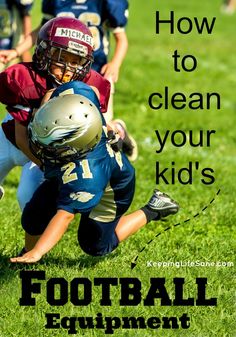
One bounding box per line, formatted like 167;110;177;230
0;27;39;64
40;88;56;106
15;120;41;166
21;14;33;62
15;27;39;61
90;86;100;100
10;210;75;263
85;70;111;113
100;30;128;83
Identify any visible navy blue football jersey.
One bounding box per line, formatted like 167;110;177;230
41;0;128;72
0;0;33;49
51;80;101;111
45;81;135;217
45;143;135;217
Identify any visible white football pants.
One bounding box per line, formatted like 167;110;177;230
0;124;44;210
0;125;28;185
17;161;44;210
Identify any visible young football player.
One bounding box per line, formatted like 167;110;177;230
0;0;129;122
0;0;33;198
0;16;136;208
0;0;137;163
0;0;33;71
10;83;179;263
0;16;110;205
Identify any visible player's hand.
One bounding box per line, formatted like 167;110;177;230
40;88;56;106
107;123;123;152
0;49;18;64
100;62;120;83
10;249;43;264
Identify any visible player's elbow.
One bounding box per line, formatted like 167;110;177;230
57;209;75;222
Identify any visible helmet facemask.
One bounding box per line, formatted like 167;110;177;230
34;42;93;84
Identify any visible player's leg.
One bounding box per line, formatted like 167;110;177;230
0;126;14;184
0;120;12;199
0;125;28;200
77;188;179;256
109;119;138;162
77;174;136;256
78;215;120;256
17;161;44;210
116;189;179;242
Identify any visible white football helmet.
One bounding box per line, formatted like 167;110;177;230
29;94;102;163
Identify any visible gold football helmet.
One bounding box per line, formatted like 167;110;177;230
29;94;102;163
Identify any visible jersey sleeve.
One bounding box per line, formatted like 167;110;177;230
0;68;33;125
103;0;129;32
84;70;111;113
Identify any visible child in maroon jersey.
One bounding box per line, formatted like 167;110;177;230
0;16;135;209
0;17;111;206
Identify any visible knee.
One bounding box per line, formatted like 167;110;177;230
17;185;28;211
77;222;119;256
78;240;104;256
17;164;44;210
17;175;38;211
78;239;114;256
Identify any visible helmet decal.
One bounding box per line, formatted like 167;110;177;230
68;41;88;56
35;126;81;146
54;28;93;47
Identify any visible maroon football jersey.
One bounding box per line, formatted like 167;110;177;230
0;63;51;126
0;62;110;146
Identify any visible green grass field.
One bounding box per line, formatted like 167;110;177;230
0;0;235;336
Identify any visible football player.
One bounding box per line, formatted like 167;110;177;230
0;0;33;198
40;0;137;161
10;83;179;263
0;0;33;71
0;16;110;205
0;0;129;122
